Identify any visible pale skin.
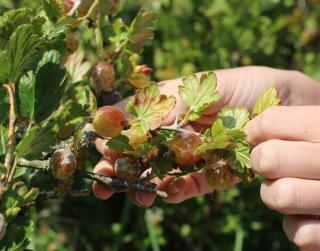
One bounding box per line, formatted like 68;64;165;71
93;66;320;250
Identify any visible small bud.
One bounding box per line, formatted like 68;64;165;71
135;64;153;76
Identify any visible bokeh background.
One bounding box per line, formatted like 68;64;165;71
1;0;320;250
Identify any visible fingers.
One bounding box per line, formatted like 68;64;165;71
251;140;320;180
128;190;156;208
157;173;214;203
283;215;320;251
260;178;320;215
126;172;214;206
92;159;114;200
95;138;123;163
245;106;320;145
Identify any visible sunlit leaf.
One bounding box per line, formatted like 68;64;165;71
0;8;33;45
218;107;250;130
234;140;251;170
195;119;232;154
179;72;219;122
107;134;133;152
18;50;67;122
252;87;281;117
127;11;156;53
126;83;176;133
42;0;64;23
8;24;46;82
64;50;91;83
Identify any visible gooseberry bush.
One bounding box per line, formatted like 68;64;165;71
0;0;281;249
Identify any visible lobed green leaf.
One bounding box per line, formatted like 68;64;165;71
15;125;56;160
127;11;156;53
179;72;219;122
42;0;64;23
18;50;67;122
126;83;176;133
107;134;134;153
196;119;232;154
252;87;281;117
234;140;251;170
8;24;46;83
218;107;250;130
0;8;33;47
18;71;35;120
0;50;9;83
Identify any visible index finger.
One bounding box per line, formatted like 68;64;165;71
245;106;320;145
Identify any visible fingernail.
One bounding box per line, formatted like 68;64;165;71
135;192;147;206
244;121;253;144
168;178;185;195
243;120;251;135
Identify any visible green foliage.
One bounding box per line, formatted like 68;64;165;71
107;134;134;153
0;88;9;124
252;87;281;117
15;125;56;160
126;83;176;133
18;50;67;122
179;72;219;122
42;0;64;23
7;24;46;82
0;0;316;251
219;107;250;130
127;11;156;53
0;8;33;46
0;213;33;250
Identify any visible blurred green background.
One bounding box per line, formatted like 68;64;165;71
2;0;320;250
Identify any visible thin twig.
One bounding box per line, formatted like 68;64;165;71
17;158;49;171
179;108;192;127
21;189;91;210
16;158;168;198
79;170;168;198
3;83;16;183
158;125;202;137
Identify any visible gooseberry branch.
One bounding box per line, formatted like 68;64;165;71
3;84;16;183
16;158;168;198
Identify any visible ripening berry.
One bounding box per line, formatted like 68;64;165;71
78;0;93;16
92;106;126;138
91;62;116;91
205;164;236;190
64;0;74;13
0;213;7;240
169;133;202;167
65;32;79;54
103;147;123;163
50;149;77;180
114;157;140;181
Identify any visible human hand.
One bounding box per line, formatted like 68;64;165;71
93;66;320;207
246;106;320;250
